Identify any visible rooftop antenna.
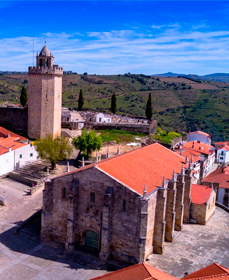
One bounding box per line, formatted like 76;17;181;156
32;35;34;67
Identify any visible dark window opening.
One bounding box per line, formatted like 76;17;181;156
123;200;126;211
90;192;95;203
39;59;43;67
62;187;66;199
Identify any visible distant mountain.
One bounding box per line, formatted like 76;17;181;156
154;72;229;83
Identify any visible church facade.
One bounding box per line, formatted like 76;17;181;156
41;143;203;263
28;45;63;139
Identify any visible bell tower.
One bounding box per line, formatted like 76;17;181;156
28;45;63;139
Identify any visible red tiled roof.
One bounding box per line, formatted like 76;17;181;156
202;168;229;189
90;263;178;280
175;149;200;163
188;131;210;137
191;184;213;204
182;263;229;279
182;141;214;155
0;126;27;141
97;143;188;195
214;141;229;147
185;274;229;280
54;143;189;196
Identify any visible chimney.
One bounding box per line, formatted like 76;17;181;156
8;147;12;152
7;133;10;138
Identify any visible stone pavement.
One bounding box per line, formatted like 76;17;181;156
0;177;228;279
147;207;229;278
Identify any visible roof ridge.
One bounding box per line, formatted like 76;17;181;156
185;273;229;280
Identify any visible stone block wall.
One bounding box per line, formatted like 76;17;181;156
0;107;27;132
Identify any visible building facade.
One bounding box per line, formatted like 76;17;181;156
28;45;63;139
41;143;213;263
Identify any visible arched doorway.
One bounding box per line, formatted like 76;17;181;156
85;230;99;250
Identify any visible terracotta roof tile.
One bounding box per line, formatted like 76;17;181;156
185;274;229;280
90;263;178;280
183;141;214;155
202;168;229;189
188;131;210;137
191;184;213;204
182;263;229;279
0;126;27;141
54;143;189;196
97;143;188;195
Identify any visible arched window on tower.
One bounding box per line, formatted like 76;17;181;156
90;192;95;203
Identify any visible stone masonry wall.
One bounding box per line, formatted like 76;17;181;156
42;167;143;263
0;107;27;132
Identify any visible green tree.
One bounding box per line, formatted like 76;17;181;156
78;89;84;111
111;93;117;114
20;86;27;107
145;93;152;120
34;136;73;169
72;129;102;158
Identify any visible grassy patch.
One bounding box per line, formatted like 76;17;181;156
98;129;146;144
153;127;181;144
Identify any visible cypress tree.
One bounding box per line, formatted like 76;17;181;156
20;86;27;108
78;89;84;111
145;93;152;120
111;93;117;114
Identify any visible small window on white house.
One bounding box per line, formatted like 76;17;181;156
220;157;224;160
19;154;22;159
30;153;33;157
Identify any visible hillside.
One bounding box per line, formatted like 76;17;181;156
0;73;229;141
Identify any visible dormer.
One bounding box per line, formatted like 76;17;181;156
36;45;54;68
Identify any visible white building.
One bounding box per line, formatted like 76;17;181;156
216;144;229;164
0;127;38;176
95;113;112;123
187;131;211;145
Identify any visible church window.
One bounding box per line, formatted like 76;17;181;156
123;200;126;211
90;192;95;203
39;59;43;67
62;187;66;199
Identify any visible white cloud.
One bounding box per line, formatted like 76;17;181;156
1;25;229;75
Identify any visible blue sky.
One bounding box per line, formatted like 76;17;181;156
1;1;229;75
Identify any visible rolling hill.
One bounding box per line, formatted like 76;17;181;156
0;73;228;141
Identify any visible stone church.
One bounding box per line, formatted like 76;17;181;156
41;143;198;263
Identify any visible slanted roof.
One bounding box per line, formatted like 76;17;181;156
217;144;229;152
188;131;210;137
202;168;229;189
182;141;214;156
175;149;200;163
39;45;51;56
54;143;189;196
182;263;229;279
91;263;178;280
0;126;27;141
97;143;188;195
191;184;213;204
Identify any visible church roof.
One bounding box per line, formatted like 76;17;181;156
182;263;229;279
56;143;190;196
39;45;51;56
91;262;178;280
191;184;213;204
